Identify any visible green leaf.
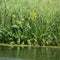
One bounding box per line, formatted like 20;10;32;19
11;24;19;29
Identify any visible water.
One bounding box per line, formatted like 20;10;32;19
0;46;60;60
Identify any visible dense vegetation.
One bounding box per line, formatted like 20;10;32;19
0;0;60;46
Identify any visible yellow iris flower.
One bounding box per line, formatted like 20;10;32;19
30;12;37;20
17;17;25;25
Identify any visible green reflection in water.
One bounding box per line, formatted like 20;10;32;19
0;46;60;60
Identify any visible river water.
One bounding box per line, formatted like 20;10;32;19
0;46;60;60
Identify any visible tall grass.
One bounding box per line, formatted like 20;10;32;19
0;0;60;46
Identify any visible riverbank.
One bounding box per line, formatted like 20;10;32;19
0;43;60;48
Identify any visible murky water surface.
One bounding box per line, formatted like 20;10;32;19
0;46;60;60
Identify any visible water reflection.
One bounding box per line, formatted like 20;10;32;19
0;46;60;60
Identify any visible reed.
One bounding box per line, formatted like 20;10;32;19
0;0;60;46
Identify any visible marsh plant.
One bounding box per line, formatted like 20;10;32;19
0;0;60;46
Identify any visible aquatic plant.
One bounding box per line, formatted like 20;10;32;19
0;0;60;46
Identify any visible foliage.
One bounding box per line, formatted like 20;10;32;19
0;0;60;46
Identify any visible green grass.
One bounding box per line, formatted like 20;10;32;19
0;0;60;46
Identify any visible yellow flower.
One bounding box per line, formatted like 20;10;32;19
17;17;25;25
30;12;37;20
31;12;36;17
